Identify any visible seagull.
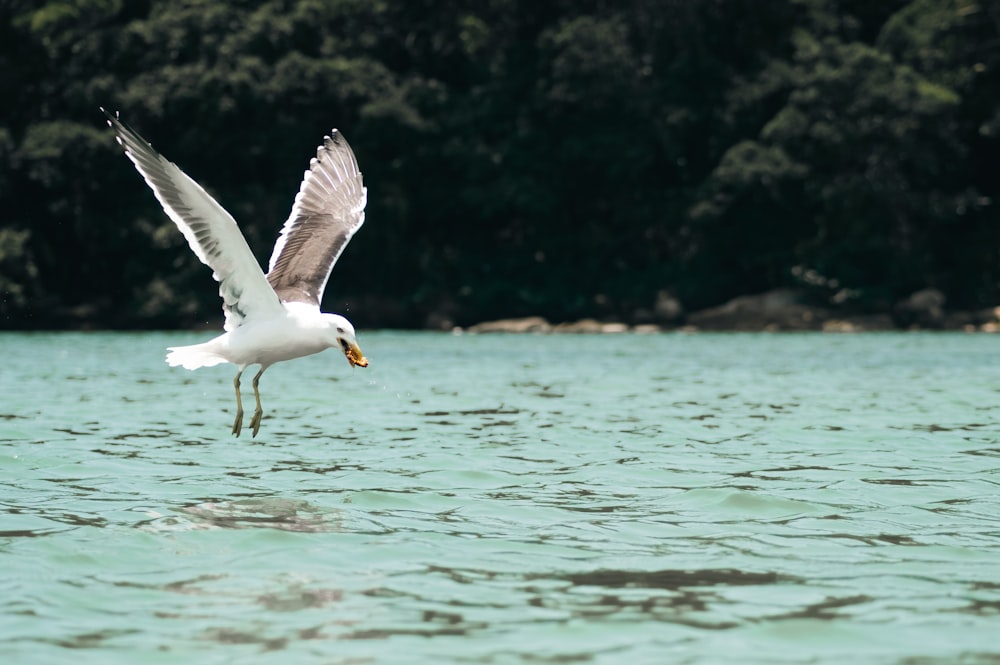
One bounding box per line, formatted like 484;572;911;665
103;109;369;437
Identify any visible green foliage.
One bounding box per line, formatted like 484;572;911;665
691;16;994;309
0;0;997;327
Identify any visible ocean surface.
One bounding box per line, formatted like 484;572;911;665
1;331;999;664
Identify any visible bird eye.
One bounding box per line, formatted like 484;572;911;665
337;327;344;333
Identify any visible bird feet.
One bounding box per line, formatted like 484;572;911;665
232;408;244;437
249;408;263;438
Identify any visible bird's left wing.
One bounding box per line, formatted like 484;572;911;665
104;109;283;330
266;130;366;307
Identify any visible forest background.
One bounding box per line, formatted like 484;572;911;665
1;0;997;329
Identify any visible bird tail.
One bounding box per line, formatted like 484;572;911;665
166;342;228;370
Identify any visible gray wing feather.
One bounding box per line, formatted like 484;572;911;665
103;109;282;331
266;130;366;306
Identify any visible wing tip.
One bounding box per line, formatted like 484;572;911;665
325;129;355;150
319;130;361;176
102;108;159;157
101;106;118;131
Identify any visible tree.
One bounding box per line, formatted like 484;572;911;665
1;0;998;328
691;23;979;308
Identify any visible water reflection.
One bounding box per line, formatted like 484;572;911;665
180;498;339;532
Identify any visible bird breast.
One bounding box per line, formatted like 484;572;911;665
224;315;334;366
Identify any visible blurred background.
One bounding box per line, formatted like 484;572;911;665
0;0;997;330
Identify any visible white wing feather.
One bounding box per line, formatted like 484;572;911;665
104;110;283;330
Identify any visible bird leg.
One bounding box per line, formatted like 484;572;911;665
249;366;266;438
232;369;245;437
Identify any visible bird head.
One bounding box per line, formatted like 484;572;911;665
325;314;368;368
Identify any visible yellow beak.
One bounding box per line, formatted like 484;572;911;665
346;342;368;368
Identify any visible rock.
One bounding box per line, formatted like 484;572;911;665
553;318;604;333
822;314;894;332
687;289;828;331
553;319;628;333
942;306;1000;330
467;316;552;333
468;317;635;334
600;322;629;334
894;288;946;328
822;320;857;333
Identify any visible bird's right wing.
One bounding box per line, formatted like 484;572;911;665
104;109;283;330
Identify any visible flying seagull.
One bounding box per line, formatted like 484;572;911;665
103;109;369;437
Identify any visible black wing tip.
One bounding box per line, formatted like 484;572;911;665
321;129;359;163
100;107;157;154
101;106;130;136
100;106;116;129
324;129;342;145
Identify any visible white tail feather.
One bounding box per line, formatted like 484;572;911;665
166;343;228;370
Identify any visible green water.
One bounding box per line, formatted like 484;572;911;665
1;331;999;664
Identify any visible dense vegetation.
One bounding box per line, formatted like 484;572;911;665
1;0;997;329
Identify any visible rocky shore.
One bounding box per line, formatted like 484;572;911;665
461;288;1000;334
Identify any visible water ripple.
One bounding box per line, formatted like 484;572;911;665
1;332;1000;663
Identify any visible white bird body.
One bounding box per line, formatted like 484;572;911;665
167;304;356;369
104;108;369;437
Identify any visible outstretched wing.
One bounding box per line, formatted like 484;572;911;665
266;130;366;307
104;109;283;331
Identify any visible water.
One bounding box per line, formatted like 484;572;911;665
1;331;999;664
